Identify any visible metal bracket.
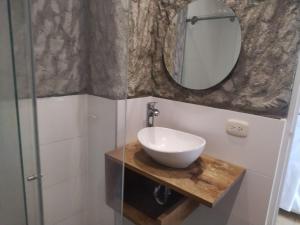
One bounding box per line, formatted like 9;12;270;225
26;174;43;182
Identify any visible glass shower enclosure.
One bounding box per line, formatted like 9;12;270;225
0;0;126;225
0;0;43;224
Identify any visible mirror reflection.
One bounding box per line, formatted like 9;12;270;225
163;0;242;90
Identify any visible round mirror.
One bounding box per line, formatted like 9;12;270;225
163;0;242;90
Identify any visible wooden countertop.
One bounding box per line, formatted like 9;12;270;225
106;142;246;208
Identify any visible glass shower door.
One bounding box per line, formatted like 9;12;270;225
0;0;43;225
0;0;28;224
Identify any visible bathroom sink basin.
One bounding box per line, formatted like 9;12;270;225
137;127;206;168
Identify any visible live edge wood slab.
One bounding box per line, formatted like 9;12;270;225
106;142;246;208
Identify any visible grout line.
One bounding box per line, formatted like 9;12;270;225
43;173;88;190
39;135;87;147
50;210;86;225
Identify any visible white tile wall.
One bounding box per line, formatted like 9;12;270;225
86;95;120;225
37;94;285;225
123;97;286;225
226;172;273;225
43;176;86;225
37;95;88;225
155;98;285;179
37;95;124;225
40;138;87;188
37;95;87;145
55;212;86;225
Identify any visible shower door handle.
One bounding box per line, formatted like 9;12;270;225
26;174;43;182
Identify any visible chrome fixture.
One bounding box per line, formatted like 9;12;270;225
26;174;43;182
186;14;236;25
147;102;160;127
153;185;172;205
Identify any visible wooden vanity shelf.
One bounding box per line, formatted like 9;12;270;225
105;142;246;225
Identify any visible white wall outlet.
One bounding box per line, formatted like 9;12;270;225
226;119;249;137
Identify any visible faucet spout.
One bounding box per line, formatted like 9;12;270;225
147;102;160;127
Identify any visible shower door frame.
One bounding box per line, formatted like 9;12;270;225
5;0;45;224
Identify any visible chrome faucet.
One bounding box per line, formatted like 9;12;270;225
147;102;160;127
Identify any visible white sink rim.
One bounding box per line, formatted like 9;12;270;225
137;127;206;168
138;127;206;153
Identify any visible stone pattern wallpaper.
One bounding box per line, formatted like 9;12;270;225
87;0;128;99
31;0;300;118
31;0;128;99
128;0;300;118
10;0;33;99
127;0;157;97
31;0;89;97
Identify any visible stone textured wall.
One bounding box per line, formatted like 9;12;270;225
87;0;128;99
10;0;33;99
31;0;300;118
127;0;156;97
31;0;128;99
128;0;300;118
31;0;89;97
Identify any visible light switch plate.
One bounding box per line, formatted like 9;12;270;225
226;119;249;137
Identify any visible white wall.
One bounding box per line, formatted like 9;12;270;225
37;95;286;225
37;95;88;225
37;95;123;225
86;95;120;225
123;97;286;225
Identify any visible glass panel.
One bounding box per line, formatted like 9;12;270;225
0;0;27;224
85;0;128;223
26;0;128;224
85;98;126;225
84;0;128;223
9;0;44;224
0;0;44;225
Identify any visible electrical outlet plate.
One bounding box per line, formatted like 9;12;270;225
226;119;249;137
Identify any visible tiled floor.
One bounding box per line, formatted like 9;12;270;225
277;210;300;225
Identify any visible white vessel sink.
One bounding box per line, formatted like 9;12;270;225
137;127;206;168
